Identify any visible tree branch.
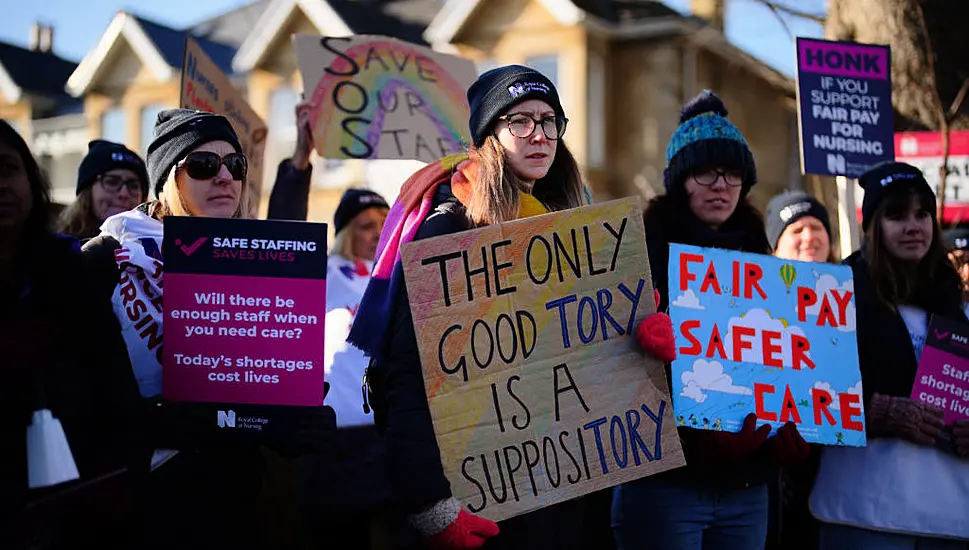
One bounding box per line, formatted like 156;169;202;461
913;0;950;223
948;77;969;122
745;0;827;24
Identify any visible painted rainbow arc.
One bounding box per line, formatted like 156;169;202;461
308;40;471;159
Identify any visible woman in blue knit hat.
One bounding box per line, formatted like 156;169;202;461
612;91;810;550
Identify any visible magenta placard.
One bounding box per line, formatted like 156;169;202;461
911;345;969;425
164;272;327;406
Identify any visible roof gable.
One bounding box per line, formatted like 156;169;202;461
135;15;237;73
0;41;76;102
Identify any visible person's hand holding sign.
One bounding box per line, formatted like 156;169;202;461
635;289;676;364
869;393;945;446
291;100;315;171
410;498;499;550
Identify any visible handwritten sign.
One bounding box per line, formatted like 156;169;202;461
180;37;268;207
163;216;327;406
912;315;969;424
668;245;866;447
796;37;894;178
293;34;476;163
401;198;685;523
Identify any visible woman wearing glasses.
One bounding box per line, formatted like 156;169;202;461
612;91;810;550
58;140;148;239
82;109;334;549
348;66;592;550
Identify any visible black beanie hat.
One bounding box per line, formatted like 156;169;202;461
334;188;389;235
943;228;969;251
663;90;757;195
467;65;565;148
765;191;831;248
146;109;242;197
858;161;935;231
76;140;149;197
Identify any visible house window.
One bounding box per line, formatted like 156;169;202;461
100;108;125;144
524;55;559;89
140;103;166;154
588;53;605;168
269;86;299;133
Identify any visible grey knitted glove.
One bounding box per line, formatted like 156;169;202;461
868;393;944;446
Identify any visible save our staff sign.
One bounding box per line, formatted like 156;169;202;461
668;244;866;447
401;198;685;522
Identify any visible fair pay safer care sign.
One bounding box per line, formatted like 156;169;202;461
668;245;866;447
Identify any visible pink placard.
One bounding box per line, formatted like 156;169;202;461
797;38;890;80
164;273;326;406
911;317;969;425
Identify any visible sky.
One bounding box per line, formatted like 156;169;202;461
0;0;823;76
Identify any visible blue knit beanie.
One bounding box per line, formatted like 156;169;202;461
663;90;756;195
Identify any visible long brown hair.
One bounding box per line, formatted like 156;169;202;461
466;135;586;226
865;188;963;311
57;187;101;239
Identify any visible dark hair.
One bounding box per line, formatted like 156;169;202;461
0;119;52;241
865;187;963;311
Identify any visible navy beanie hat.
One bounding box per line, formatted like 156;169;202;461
765;190;831;248
146;109;241;197
858;161;935;231
467;65;565;148
664;90;757;195
76;140;149;197
944;228;969;252
334;188;389;234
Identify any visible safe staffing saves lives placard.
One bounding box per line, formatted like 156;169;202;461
163;217;327;407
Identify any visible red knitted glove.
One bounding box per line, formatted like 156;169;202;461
410;498;499;550
696;413;771;462
635;290;676;363
954;419;969;458
767;421;811;468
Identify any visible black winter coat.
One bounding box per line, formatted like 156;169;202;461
642;195;776;489
0;234;136;548
365;184;590;550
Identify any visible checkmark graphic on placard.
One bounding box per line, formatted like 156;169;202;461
175;237;208;256
934;330;950;341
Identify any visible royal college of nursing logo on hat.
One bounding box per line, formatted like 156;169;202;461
780;201;811;222
508;82;550;99
957;237;969;249
880;172;918;187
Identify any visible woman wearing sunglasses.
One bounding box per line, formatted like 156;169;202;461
58;139;148;239
82;109;334;549
347;65;596;550
612;91;810;550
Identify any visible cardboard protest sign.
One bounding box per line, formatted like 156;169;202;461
401;198;685;523
668;244;866;447
181;37;268;206
911;315;969;424
163;217;327;407
293;34;476;163
796;37;893;178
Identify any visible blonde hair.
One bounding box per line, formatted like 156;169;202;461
330;206;389;260
467;135;587;226
152;163;252;220
58;187;101;239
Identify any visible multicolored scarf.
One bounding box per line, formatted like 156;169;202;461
347;152;549;359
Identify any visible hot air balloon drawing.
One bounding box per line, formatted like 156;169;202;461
779;264;796;294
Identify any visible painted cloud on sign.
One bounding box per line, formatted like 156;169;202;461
813;380;863;411
725;309;810;368
805;274;856;333
680;359;753;404
672;289;705;310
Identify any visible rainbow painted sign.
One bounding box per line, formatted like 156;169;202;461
400;198;685;522
294;34;477;163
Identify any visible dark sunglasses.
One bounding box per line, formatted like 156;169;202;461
97;174;144;195
178;151;248;181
